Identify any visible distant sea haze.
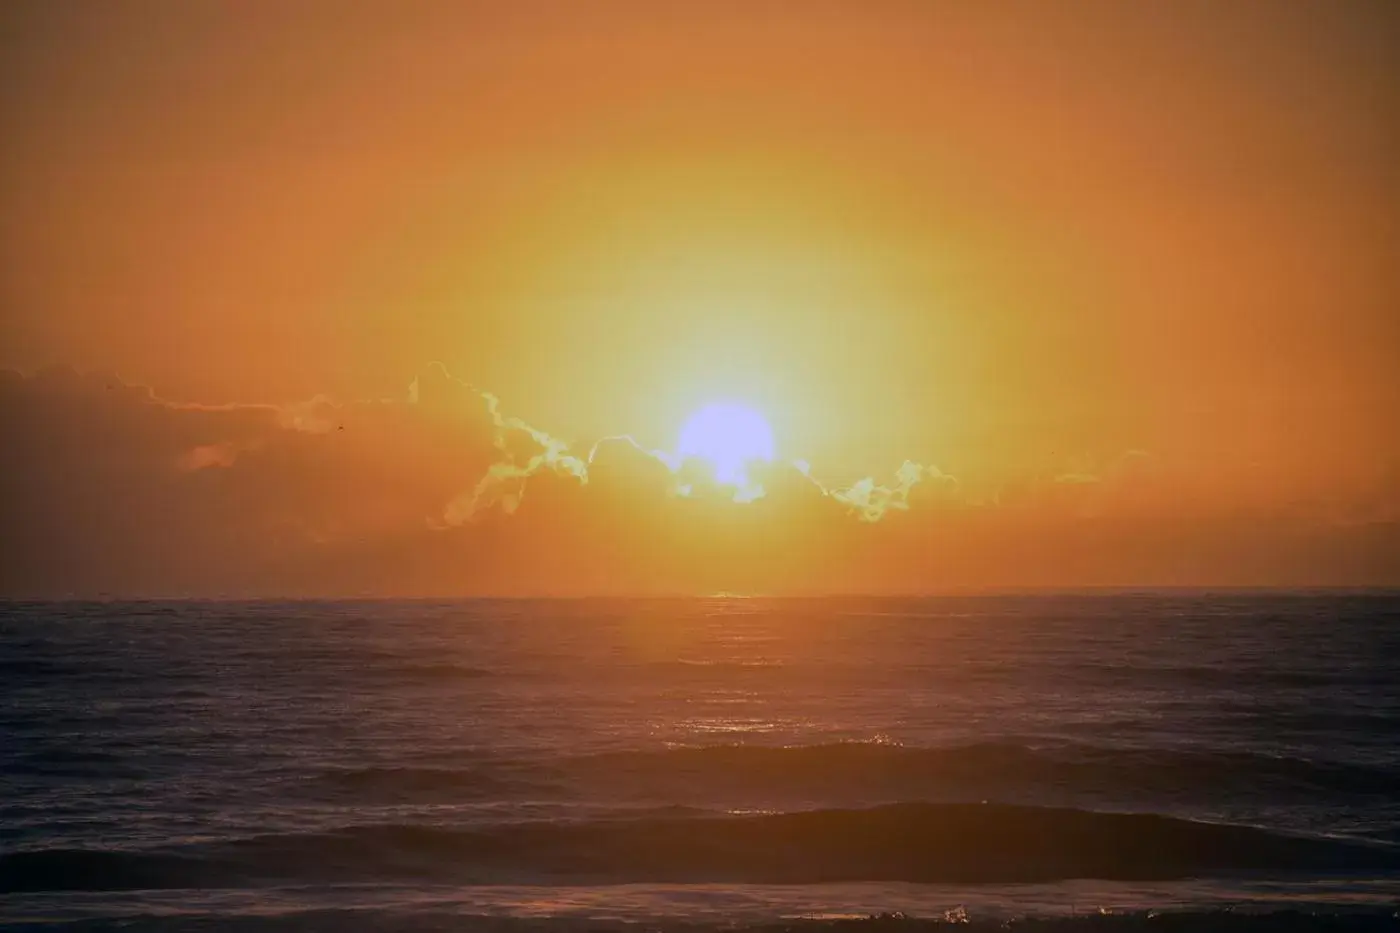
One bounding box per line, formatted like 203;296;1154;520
3;593;1399;930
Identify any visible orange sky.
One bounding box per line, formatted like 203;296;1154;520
2;2;1397;594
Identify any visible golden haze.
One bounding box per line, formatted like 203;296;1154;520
1;2;1397;594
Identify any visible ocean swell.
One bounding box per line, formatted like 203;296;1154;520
562;741;1400;802
4;802;1393;893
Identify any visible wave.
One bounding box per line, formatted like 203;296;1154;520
1;911;1396;933
392;662;497;679
3;913;1399;933
307;765;565;801
280;741;1400;810
562;741;1400;801
4;802;1395;893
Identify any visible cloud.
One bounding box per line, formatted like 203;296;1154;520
1;364;1396;596
830;460;960;521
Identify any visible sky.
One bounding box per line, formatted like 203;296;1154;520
2;1;1398;595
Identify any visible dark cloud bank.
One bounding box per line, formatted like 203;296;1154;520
2;365;1395;597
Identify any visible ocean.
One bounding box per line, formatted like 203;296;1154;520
3;593;1399;931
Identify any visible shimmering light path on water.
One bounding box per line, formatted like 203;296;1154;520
3;593;1399;928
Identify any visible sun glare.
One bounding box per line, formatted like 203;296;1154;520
677;403;776;489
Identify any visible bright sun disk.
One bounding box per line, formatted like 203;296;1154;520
677;403;776;489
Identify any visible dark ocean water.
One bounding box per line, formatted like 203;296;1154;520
3;593;1399;931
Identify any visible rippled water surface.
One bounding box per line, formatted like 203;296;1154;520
3;593;1399;928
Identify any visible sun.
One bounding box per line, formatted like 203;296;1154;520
677;403;776;488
